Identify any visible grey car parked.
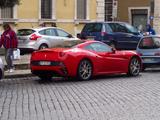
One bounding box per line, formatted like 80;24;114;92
136;36;160;70
17;27;79;52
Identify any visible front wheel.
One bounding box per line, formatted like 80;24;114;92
128;57;141;76
77;59;93;80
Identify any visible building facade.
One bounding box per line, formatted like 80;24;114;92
117;0;151;32
0;0;105;35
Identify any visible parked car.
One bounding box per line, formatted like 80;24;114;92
136;36;160;70
78;22;143;50
31;40;142;80
0;58;4;80
17;27;79;53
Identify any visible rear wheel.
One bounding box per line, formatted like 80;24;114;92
128;57;141;76
77;59;92;80
39;44;48;50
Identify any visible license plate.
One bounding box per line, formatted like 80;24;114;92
39;61;51;66
143;58;153;62
86;36;95;40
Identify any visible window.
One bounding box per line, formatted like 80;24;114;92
124;23;139;34
85;43;112;52
108;23;128;33
39;29;56;36
17;29;35;36
105;0;113;21
138;37;160;49
82;23;102;32
56;29;69;37
77;0;87;19
41;0;52;19
1;7;13;18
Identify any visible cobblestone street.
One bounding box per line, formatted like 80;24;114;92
1;71;160;120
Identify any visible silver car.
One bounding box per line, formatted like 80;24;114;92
0;58;4;79
17;27;79;52
136;36;160;70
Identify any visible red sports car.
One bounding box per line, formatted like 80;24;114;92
30;40;142;80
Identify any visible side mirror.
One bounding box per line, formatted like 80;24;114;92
67;34;73;38
111;47;116;53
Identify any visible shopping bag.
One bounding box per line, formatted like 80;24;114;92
13;49;20;60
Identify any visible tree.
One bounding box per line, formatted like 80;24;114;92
0;0;20;8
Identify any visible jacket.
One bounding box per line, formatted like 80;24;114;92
0;28;18;49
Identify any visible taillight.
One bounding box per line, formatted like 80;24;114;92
30;34;41;41
59;52;66;57
101;32;107;36
155;52;160;56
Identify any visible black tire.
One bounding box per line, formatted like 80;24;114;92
142;66;146;72
0;70;3;80
77;59;92;80
39;44;48;50
38;75;52;80
127;57;141;76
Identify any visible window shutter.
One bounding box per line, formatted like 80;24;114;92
77;0;86;19
1;7;13;18
41;0;52;19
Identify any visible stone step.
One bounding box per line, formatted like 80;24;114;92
1;54;30;70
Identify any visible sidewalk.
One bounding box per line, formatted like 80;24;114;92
0;54;33;78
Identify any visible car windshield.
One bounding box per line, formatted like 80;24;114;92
138;37;160;49
54;40;84;48
17;29;35;36
125;23;139;34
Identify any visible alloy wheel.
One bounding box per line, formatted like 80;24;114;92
78;60;92;80
128;57;141;76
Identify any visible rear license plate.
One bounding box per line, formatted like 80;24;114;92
39;61;51;66
143;58;153;62
86;36;95;40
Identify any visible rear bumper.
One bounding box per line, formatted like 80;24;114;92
31;65;68;77
143;63;160;68
18;41;38;50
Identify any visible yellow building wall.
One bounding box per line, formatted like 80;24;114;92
89;0;97;20
56;0;75;19
6;0;97;34
18;0;39;19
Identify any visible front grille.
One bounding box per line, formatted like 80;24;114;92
31;61;62;66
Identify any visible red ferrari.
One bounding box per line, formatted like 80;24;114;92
30;40;142;80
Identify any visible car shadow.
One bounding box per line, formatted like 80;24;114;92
143;69;160;73
37;73;142;84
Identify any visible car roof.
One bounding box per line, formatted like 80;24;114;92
17;27;62;31
85;21;129;24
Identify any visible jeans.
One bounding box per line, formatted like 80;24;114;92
5;48;14;69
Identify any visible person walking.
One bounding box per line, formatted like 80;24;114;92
0;23;18;72
146;24;156;35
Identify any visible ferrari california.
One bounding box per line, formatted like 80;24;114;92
30;40;142;80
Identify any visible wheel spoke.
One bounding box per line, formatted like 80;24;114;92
130;58;140;76
79;60;92;80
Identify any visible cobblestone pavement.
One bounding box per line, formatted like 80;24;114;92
1;71;160;120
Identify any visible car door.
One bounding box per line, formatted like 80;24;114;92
39;28;60;48
84;42;127;73
55;29;74;44
124;23;142;49
108;23;128;49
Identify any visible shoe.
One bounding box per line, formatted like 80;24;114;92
9;69;14;73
